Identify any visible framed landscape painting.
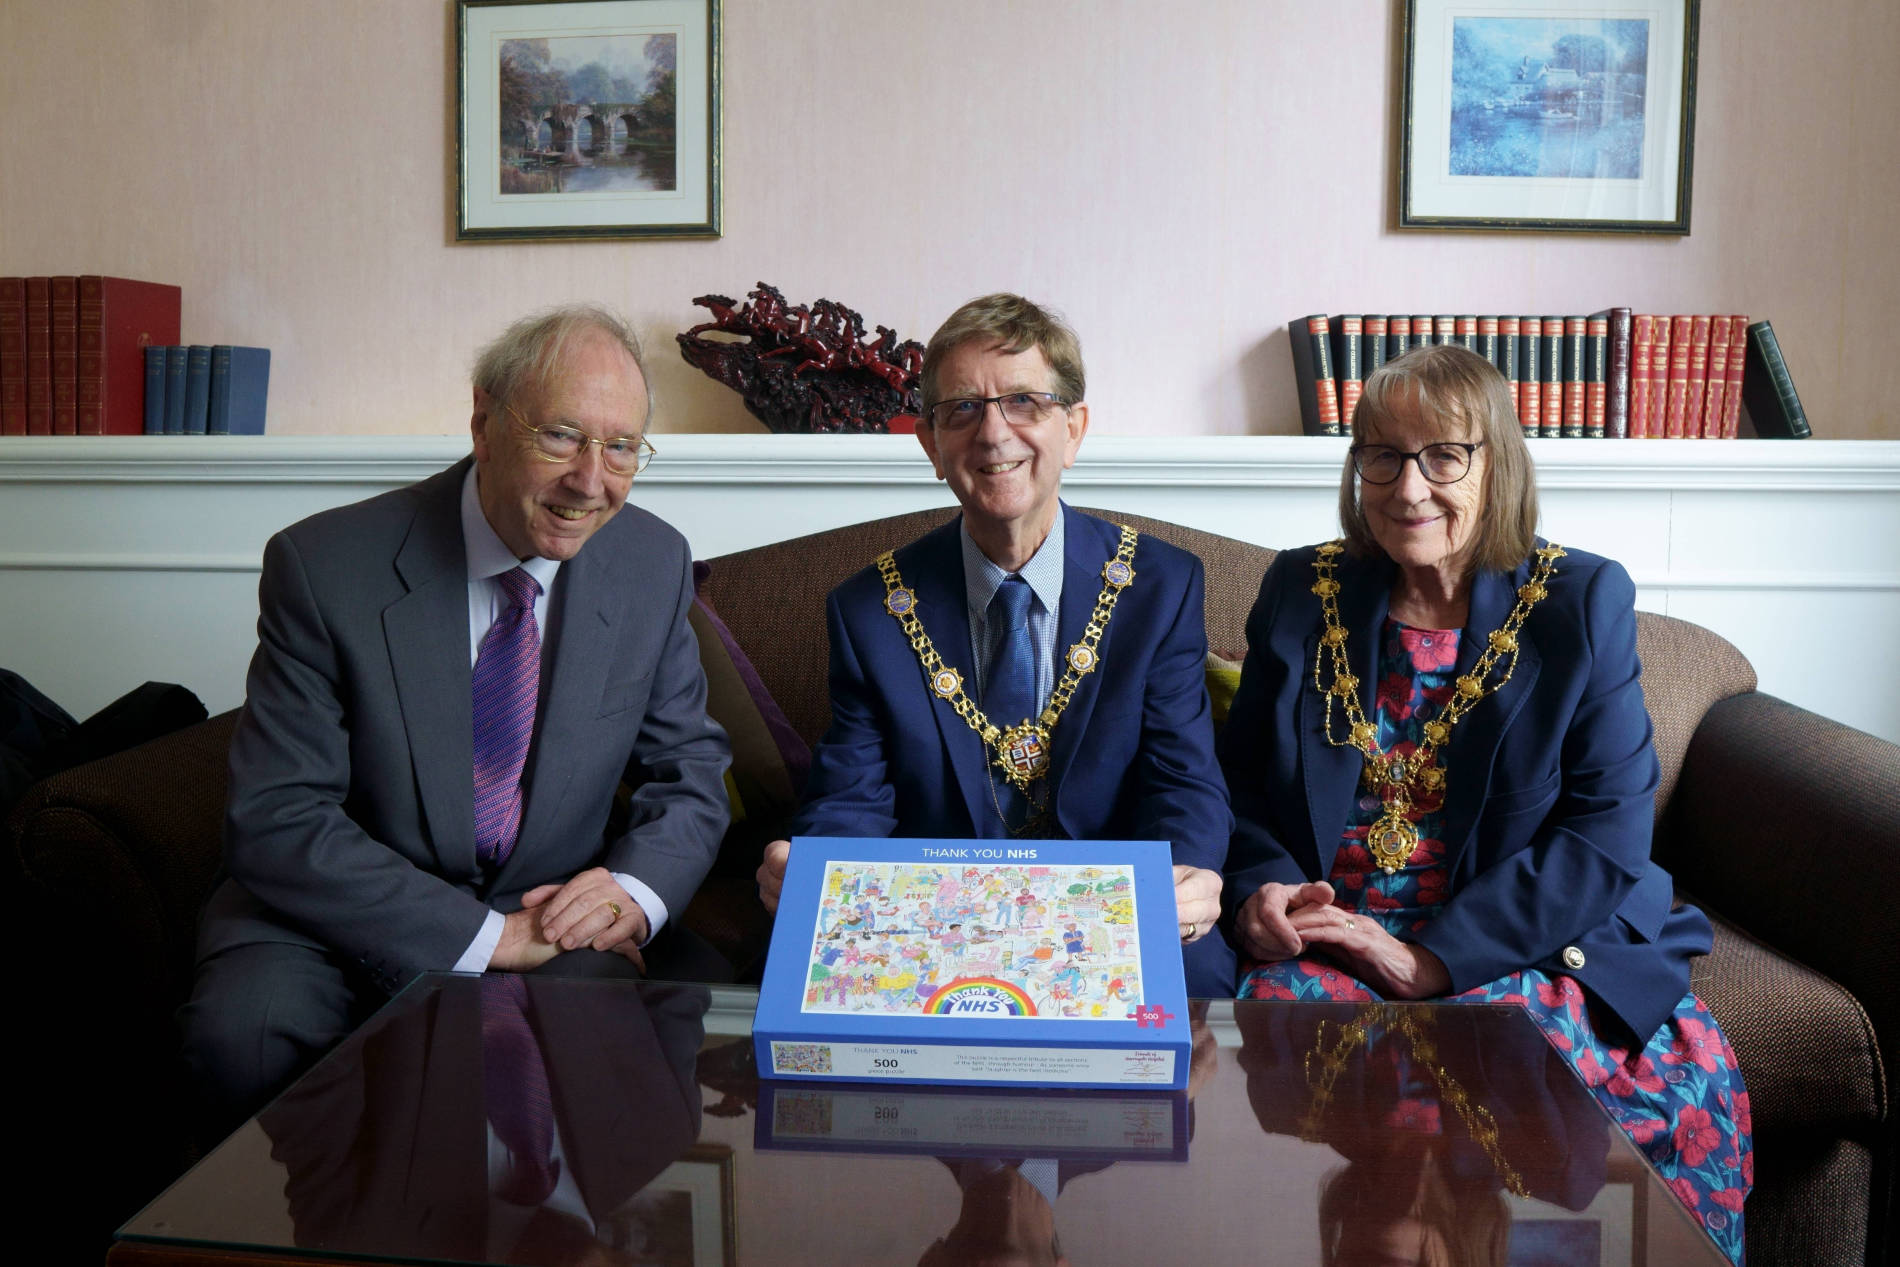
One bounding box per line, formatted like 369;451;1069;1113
457;0;721;241
1399;0;1699;234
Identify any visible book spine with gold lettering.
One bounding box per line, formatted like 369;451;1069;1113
1584;314;1608;439
1386;315;1411;361
1499;317;1521;420
49;276;79;435
1289;314;1341;436
1364;315;1388;378
1333;315;1364;430
1683;315;1712;437
1738;320;1810;438
1589;307;1632;437
1720;314;1749;438
1699;316;1732;439
1629;315;1655;438
1664;315;1692;437
1562;316;1587;438
1541;317;1565;437
1516;317;1541;437
0;278;24;435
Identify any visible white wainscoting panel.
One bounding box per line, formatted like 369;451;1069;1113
3;435;1896;742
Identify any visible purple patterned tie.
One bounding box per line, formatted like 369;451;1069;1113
473;566;541;868
480;973;560;1205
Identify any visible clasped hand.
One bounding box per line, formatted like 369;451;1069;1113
1237;880;1449;999
491;867;649;972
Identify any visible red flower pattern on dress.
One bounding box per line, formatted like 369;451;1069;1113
1664;1016;1724;1073
1668;1176;1703;1211
1732;1090;1752;1134
1384;1099;1442;1134
1674;1107;1721;1167
1576;1049;1610;1087
1376;671;1417;720
1709;1187;1746;1213
1626;1115;1669;1144
1296;960;1373;1000
1397;626;1458;671
1603;1048;1665;1097
1331;841;1373;893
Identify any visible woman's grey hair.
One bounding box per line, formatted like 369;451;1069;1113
472;303;651;421
1337;343;1539;573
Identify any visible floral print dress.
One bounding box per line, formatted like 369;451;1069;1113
1239;619;1753;1263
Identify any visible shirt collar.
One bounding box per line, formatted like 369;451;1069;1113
960;504;1065;617
460;464;562;592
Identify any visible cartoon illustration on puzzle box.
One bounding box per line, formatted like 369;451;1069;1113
800;861;1144;1019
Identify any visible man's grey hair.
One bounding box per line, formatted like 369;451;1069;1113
471;303;650;416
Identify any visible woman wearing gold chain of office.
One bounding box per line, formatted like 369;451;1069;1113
1219;345;1750;1262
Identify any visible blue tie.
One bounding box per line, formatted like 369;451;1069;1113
985;576;1036;829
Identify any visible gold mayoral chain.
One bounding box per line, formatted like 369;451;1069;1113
1311;539;1564;875
876;525;1140;798
1300;1004;1528;1198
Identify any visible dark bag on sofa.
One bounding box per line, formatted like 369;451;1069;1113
1;670;207;816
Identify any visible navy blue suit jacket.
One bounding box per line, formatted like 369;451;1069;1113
792;504;1237;994
1218;541;1710;1042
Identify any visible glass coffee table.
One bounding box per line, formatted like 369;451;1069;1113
113;973;1730;1265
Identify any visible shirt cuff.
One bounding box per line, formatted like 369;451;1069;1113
613;872;668;946
457;908;506;973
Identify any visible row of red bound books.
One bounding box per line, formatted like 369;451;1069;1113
1288;311;1809;439
0;276;181;436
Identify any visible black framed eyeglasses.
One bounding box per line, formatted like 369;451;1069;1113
504;401;655;476
924;391;1073;433
1350;441;1484;485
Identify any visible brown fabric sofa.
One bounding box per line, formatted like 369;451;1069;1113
7;507;1891;1264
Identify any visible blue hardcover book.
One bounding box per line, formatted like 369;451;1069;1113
207;345;269;434
181;345;211;434
143;345;167;435
162;346;187;434
755;1079;1189;1162
754;837;1191;1090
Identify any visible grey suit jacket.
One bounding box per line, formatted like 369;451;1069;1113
200;459;731;991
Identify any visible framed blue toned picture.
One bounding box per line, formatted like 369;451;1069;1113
1399;0;1699;234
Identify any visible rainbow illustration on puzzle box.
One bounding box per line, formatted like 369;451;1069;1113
800;860;1146;1020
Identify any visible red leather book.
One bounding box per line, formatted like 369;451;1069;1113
49;277;79;434
1720;314;1749;438
1629;315;1655;438
0;278;24;435
24;277;52;435
1647;316;1672;437
1699;317;1733;439
76;276;181;436
1541;317;1565;437
1664;315;1693;437
1683;315;1712;437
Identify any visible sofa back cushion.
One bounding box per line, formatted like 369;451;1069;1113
1634;612;1757;816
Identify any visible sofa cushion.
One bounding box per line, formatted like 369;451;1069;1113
691;560;811;840
1633;612;1756;819
1690;903;1883;1137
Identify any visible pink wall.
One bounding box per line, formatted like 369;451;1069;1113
3;1;1893;437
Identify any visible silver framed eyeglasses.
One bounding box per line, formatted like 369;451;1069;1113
504;401;655;476
1350;441;1484;486
925;391;1072;433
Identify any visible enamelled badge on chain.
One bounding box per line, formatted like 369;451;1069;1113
876;526;1139;794
1311;540;1563;874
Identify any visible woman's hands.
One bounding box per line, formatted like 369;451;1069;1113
1238;881;1452;1000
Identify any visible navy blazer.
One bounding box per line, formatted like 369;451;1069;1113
1218;541;1710;1042
791;504;1237;993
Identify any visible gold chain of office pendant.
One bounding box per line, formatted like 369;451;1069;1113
1300;1004;1528;1198
876;525;1139;795
1312;539;1563;874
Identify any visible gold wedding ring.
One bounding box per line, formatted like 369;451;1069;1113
606;900;623;920
1179;921;1197;943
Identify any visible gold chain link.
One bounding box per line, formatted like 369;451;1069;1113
1310;540;1563;872
1299;1004;1528;1198
875;525;1139;794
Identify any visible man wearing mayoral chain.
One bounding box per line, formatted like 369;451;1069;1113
758;293;1235;994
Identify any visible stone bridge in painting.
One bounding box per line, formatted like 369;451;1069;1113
513;103;649;164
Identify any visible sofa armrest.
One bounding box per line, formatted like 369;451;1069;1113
3;710;237;1015
1661;690;1900;1077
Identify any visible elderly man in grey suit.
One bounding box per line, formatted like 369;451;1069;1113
181;305;732;1126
